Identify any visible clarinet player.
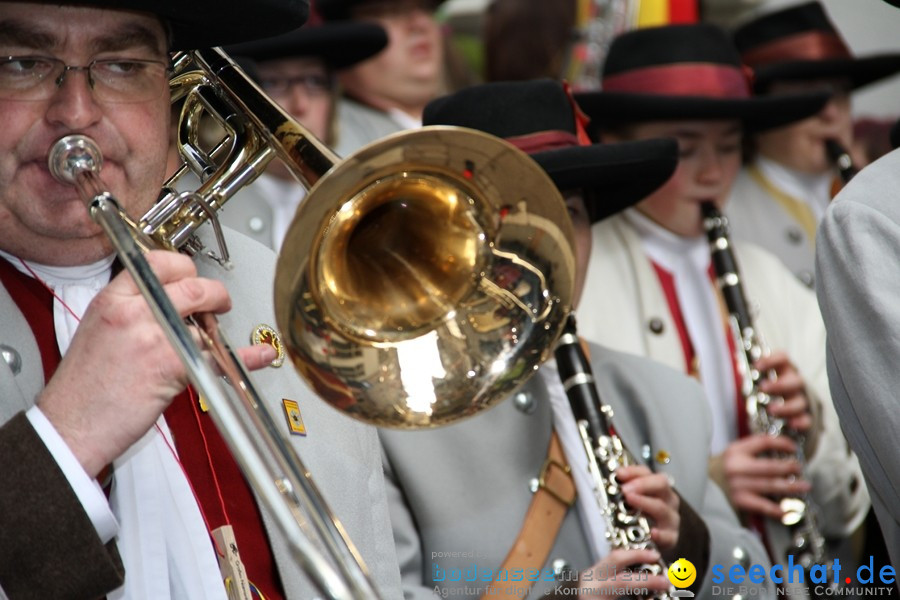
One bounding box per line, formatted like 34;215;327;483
379;79;774;600
574;23;869;596
726;1;900;289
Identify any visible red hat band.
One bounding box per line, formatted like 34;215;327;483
602;63;751;99
505;131;581;155
741;30;851;68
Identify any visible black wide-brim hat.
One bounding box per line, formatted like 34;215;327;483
317;0;445;21
224;21;388;70
574;24;829;134
423;80;678;223
734;2;900;92
37;0;310;51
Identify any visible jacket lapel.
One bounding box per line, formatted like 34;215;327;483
610;217;686;373
0;282;45;422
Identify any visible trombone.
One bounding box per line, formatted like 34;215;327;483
50;47;576;599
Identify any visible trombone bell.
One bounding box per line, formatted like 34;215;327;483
164;48;576;429
275;126;575;428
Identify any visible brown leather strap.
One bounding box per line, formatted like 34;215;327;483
480;431;576;599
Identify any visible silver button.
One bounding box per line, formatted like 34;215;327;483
648;318;664;334
248;217;265;233
513;391;536;414
787;227;804;245
0;345;21;375
797;271;814;288
732;546;750;569
551;558;573;581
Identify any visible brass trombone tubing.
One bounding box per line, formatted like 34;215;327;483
49;135;380;600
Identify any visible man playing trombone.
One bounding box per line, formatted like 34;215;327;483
0;1;402;598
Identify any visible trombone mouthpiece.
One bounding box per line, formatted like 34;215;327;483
48;134;103;184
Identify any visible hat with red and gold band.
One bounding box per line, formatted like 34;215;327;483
733;1;900;92
574;23;829;133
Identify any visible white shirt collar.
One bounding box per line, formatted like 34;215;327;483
0;249;114;286
622;208;709;274
756;155;832;220
387;107;422;130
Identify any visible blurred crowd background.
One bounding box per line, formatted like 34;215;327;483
436;0;900;164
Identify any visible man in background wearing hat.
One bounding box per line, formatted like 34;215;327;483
0;1;402;598
574;23;868;591
222;8;388;250
816;0;900;573
317;0;447;156
379;79;774;599
726;1;900;288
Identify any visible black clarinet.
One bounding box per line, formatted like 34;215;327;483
701;202;834;588
554;315;671;599
825;139;858;185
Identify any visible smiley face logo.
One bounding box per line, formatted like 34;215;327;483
667;558;696;589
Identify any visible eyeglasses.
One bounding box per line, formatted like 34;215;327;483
0;56;170;103
259;74;333;98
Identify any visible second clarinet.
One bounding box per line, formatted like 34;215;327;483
700;202;832;579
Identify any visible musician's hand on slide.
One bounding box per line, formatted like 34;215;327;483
718;435;811;520
617;465;680;551
38;250;276;478
755;351;813;433
577;549;672;600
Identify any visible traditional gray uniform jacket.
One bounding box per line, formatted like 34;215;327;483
816;147;900;569
380;342;774;599
727;165;818;288
0;228;402;599
218;177;280;249
578;214;869;567
333;97;407;157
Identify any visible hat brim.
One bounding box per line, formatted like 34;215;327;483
319;0;446;20
224;22;388;70
75;0;309;50
532;138;678;223
752;54;900;91
574;91;829;133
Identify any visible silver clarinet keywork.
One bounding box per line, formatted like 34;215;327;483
554;316;672;599
701;202;835;594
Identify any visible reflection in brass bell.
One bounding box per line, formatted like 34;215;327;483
274;128;575;429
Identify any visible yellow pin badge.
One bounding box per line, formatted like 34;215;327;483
251;324;285;368
282;399;307;436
